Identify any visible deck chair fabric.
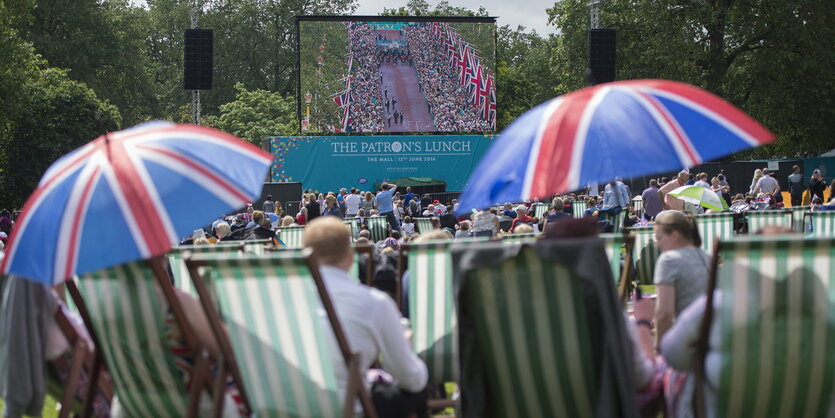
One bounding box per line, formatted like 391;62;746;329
451;239;638;418
414;218;435;234
532;204;548;220
366;217;389;243
599;233;624;285
502;232;538;242
406;242;459;384
697;236;835;418
746;210;792;234
628;227;659;285
184;252;353;418
695;213;735;255
631;198;643;218
277;226;306;249
789;206;811;233
168;243;244;296
343;219;360;240
76;261;196;418
810;211;835;237
572;201;588;218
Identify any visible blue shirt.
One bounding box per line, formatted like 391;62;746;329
377;187;396;213
404;192;414;208
603;182;630;208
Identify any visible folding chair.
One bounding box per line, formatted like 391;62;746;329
343;218;360;240
452;239;639;418
414;217;435;234
746;209;791;234
694;236;835;418
631;197;643;219
599;233;629;286
809;211;835;237
168;243;245;296
532;203;549;220
627;227;659;285
70;258;223;417
789;206;811;233
277;225;306;249
366;217;389;243
572;201;588;218
695;213;735;255
184;250;377;418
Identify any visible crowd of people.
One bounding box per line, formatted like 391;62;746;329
404;25;493;132
344;23;386;133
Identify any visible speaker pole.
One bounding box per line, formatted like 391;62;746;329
190;8;201;125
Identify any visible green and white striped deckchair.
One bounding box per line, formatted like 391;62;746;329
572;201;587;218
631;197;643;218
809;211;835;237
75;259;214;417
746;209;792;234
454;240;637;418
366;216;389;243
414;217;435;234
696;236;835;418
696;213;735;255
599;233;625;285
277;225;306;249
343;218;360;240
532;203;549;220
405;241;459;384
628;227;659;285
789;206;811;233
502;232;538;243
242;239;271;255
184;251;376;418
168;243;244;296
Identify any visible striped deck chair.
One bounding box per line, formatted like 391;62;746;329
72;259;219;417
789;206;811;233
809;211;835;237
695;213;735;255
366;216;389;242
628;227;659;285
532;203;549;220
168;243;244;296
502;232;537;243
746;209;792;234
343;218;360;240
631;197;643;218
599;233;626;285
184;250;376;418
414;217;435;234
695;236;835;418
453;239;638;418
277;225;306;249
572;201;588;218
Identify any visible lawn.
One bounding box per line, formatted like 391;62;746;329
0;395;60;418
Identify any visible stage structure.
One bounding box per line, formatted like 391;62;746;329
269;135;494;192
297;16;498;134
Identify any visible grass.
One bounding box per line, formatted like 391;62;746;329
0;395;60;418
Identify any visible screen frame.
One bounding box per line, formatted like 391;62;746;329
295;15;498;136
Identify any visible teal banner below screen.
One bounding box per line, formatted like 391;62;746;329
270;135;494;192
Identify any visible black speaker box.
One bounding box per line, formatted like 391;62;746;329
588;28;616;85
184;29;213;90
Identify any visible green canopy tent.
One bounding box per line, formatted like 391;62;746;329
383;177;447;195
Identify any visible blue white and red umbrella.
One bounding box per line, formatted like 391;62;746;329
456;79;776;214
0;121;272;285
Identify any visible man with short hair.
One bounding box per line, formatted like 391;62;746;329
345;188;362;217
603;179;630;208
262;195;275;214
304;217;428;415
659;170;689;210
693;173;711;189
403;187;415;210
377;183;400;232
754;169;780;196
641;179;663;220
337;188;348;217
788;165;804;206
810;169;826;202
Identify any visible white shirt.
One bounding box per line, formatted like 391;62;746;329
318;265;428;398
693;180;711;189
754;175;780;195
344;194;362;215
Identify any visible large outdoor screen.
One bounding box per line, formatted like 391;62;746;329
297;16;497;134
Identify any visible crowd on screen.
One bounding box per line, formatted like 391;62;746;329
404;25;493;132
345;23;385;133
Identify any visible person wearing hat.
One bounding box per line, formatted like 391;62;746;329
509;205;533;232
810;169;826;202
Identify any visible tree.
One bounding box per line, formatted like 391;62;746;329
206;83;298;145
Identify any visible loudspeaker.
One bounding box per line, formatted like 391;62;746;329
588;28;616;85
184;29;213;90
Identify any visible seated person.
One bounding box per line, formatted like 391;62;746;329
304;217;428;417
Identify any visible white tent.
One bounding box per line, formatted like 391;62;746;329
821;149;835;157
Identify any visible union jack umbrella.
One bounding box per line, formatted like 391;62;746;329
456;79;776;214
0;121;272;285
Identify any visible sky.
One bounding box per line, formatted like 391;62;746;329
353;0;559;35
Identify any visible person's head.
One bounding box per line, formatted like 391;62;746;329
551;197;564;210
514;224;534;234
357;208;365;217
274;201;282;213
406;186;411;193
216;222;231;239
340;188;347;195
717;174;725;181
698;172;708;181
813;169;822;179
266;194;272;201
677;170;689;184
390;230;401;240
365;191;373;201
299;207;308;216
414;229;452;242
304;217;353;269
426;204;435;213
358;229;371;240
762;168;771;177
515;205;526;215
711;177;720;186
246;204;254;214
654;210;701;251
754;168;763;178
194;237;210;245
649;179;658;188
281;215;295;227
404;216;412;224
430;217;441;229
380;182;389;191
460;220;471;231
325;195;337;207
447;204;454;213
252;210;264;225
792;165;800;174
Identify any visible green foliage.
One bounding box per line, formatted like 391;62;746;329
206;83;298;145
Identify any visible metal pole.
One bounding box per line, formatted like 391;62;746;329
588;0;601;29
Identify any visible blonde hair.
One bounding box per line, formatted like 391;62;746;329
514;224;534;234
304;217;352;266
252;210;264;225
280;216;295;227
655;210;701;247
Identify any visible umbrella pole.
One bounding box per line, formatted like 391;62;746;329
66;280;103;418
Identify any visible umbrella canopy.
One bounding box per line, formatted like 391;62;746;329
668;185;729;212
0;121;272;285
456;79;775;215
